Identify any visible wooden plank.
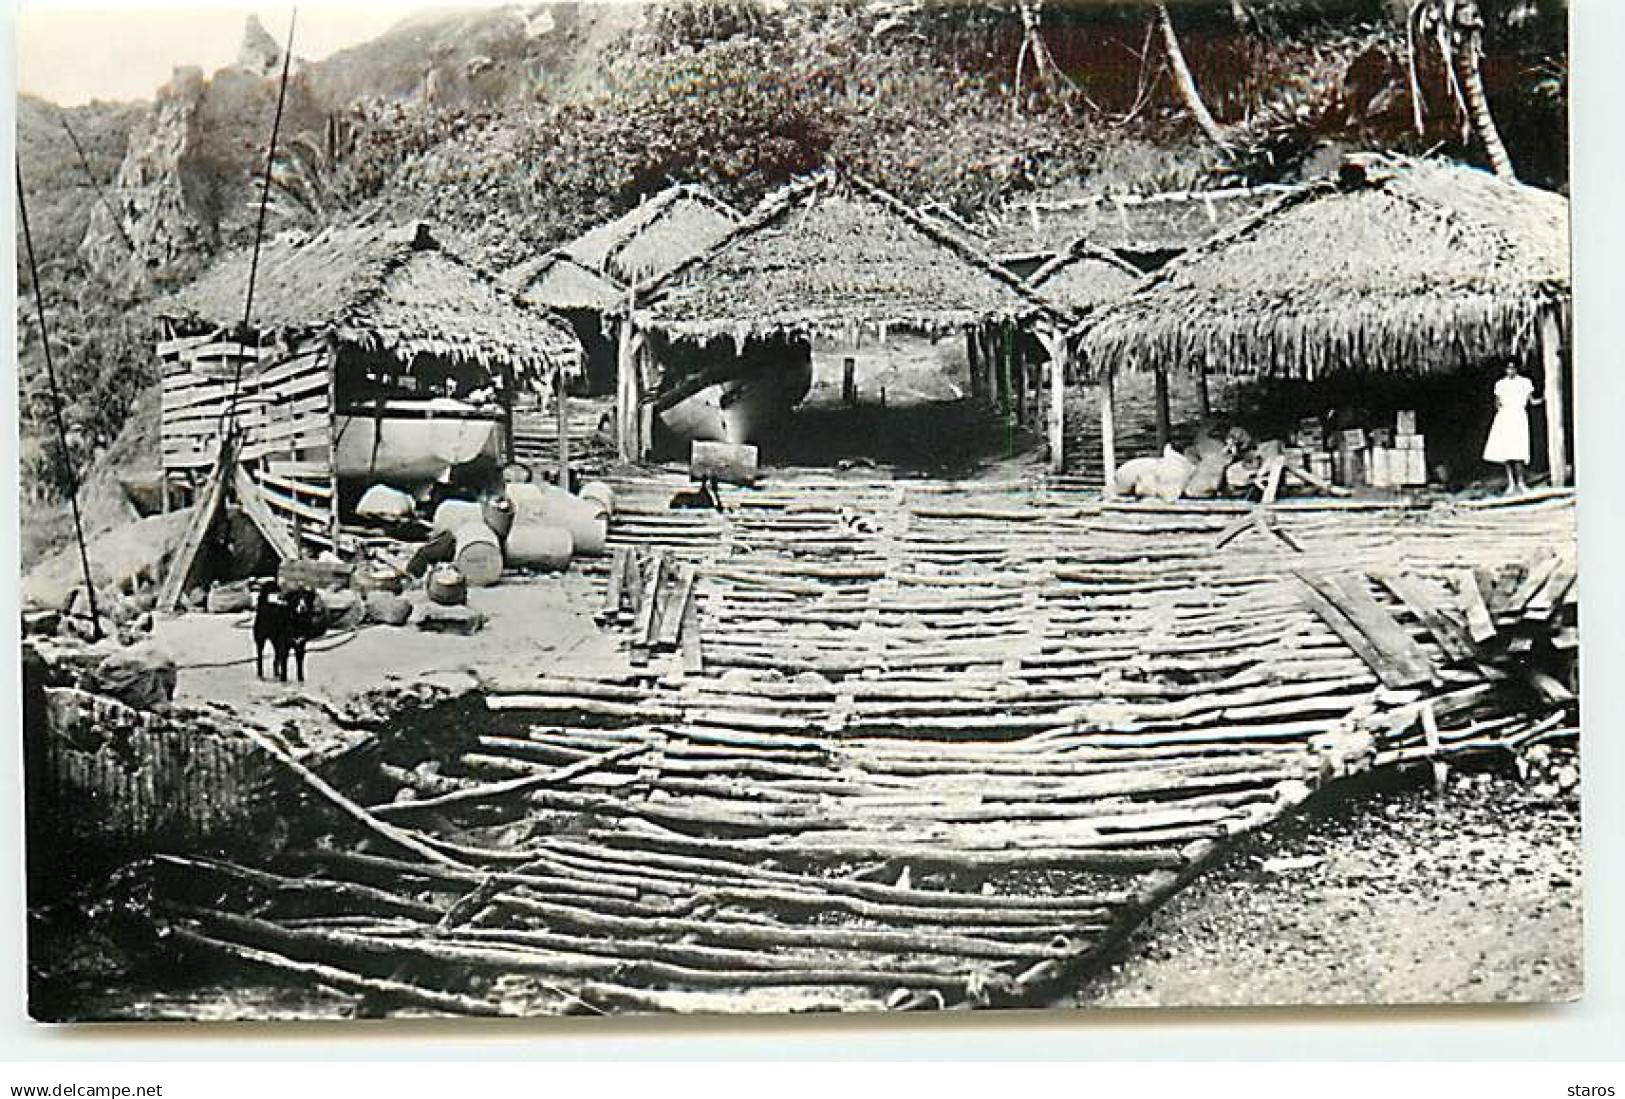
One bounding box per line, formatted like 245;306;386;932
1449;569;1498;643
600;547;631;623
258;470;334;501
1542;308;1567;488
680;596;704;676
1296;571;1435;689
233;465;300;562
1505;552;1560;615
1259;456;1285;506
656;564;699;651
629;552;665;667
266;459;333;480
1373;572;1479;663
261;482;333;527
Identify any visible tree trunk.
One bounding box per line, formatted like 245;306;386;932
1454;38;1515;180
1155;3;1231;151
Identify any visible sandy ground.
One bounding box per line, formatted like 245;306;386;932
1067;769;1583;1010
150;571;627;714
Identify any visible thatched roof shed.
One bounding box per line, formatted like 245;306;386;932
988;182;1302;265
163;222;583;383
564;184;739;286
631;171;1068;344
1027;240;1143;314
503;249;625;314
1076;158;1571;380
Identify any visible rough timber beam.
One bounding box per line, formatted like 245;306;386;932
1099;369;1117;497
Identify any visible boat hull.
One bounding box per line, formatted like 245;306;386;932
659;364;812;445
335;402;503;486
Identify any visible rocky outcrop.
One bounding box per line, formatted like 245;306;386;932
237;14;283;76
78;66;215;286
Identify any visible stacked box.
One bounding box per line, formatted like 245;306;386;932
1297;418;1325;449
1308;452;1335;484
1370;427;1394;448
1368;447;1392;488
1283;446;1306;470
1339;428;1367;452
1402;447;1428;486
1396;410;1418;435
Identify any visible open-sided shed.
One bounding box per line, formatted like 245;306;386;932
619;171;1076;467
156;221;582;557
1075;156;1572;490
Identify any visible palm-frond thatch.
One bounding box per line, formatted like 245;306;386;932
1077;158;1570;380
564;184;739;286
988;182;1303;262
161;222;582;384
633;171;1070;344
503;249;626;314
1027;240;1143;314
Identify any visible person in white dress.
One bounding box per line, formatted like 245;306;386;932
1482;362;1541;494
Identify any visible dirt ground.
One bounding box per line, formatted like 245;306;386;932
150;571;625;714
1067;766;1584;1010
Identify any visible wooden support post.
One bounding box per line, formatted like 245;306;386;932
1541;308;1567;488
1196;368;1211;421
1099;370;1117;497
965;330;982;402
1010;333;1027;427
554;368;571;491
842;357;857;407
1153;365;1171;449
615;318;638;463
1047;336;1067;475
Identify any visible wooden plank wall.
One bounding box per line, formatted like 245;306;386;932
159;322;337;553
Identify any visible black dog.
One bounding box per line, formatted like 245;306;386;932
669;476;723;511
253;585;324;682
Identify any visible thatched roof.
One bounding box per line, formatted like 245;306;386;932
161;223;582;383
632;172;1069;344
988;182;1303;261
1076;158;1571;380
503;249;625;313
564;184;739;286
1027;240;1143;314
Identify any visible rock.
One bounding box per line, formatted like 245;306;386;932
22;610;61;638
205;584;254;614
90;643;177;710
415;605;487;636
280;558;354;593
364;591;413;627
319;589;365;631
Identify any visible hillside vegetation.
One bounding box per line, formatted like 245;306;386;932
14;0;1568;565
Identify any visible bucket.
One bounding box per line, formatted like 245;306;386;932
427;565;468;607
504;520;574;572
354;563;405;596
578;481;616;517
506;483;608;557
453;523;504;587
481;497;515;543
431;499;485;536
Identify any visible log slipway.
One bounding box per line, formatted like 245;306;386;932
112;479;1576;1016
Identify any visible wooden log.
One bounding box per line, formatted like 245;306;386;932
1449;568;1498;643
167;925;506;1017
371;741;653;818
232;464;299;561
1373;573;1478;663
554;368;571;492
1296;571;1435;688
1153;366;1171;450
236;726;464;869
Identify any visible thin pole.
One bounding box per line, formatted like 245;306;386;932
225;8;298;436
16;163;102;640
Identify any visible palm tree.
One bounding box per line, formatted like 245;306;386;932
1154;2;1232;151
1407;0;1515;180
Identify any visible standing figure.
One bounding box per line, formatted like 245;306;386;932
1483;362;1541;494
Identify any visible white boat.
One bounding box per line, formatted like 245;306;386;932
334;399;503;486
659;362;813;445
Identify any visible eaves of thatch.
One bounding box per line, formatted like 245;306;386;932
1075;157;1571;380
988;182;1304;261
504;249;626;314
564;184;740;286
160;222;583;384
630;171;1073;346
1027;240;1144;315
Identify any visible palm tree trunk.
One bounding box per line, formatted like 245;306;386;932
1154;3;1231;151
1454;40;1516;180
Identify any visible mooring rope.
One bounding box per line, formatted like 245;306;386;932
223;8;298;439
16;162;103;640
